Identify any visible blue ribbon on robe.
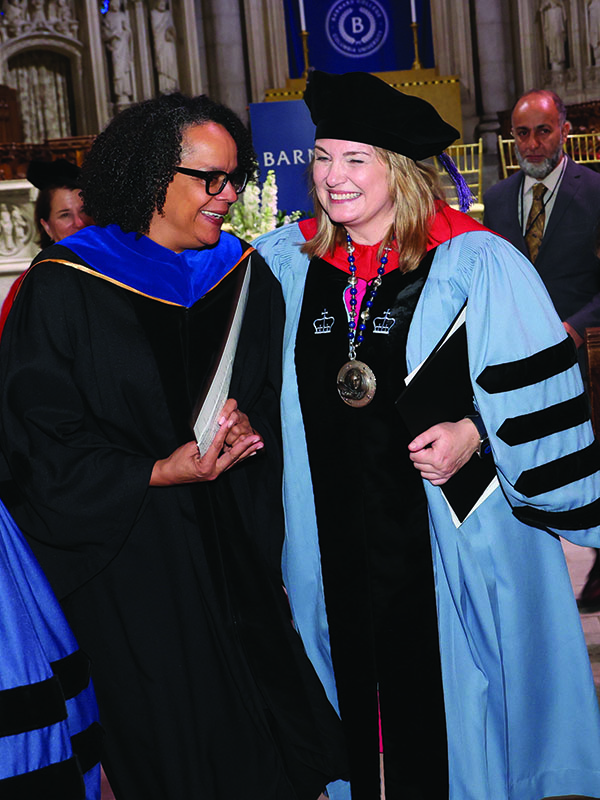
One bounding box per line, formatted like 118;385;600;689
60;224;244;308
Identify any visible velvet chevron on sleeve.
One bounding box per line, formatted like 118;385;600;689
256;221;600;800
408;230;600;800
0;230;348;800
0;499;100;799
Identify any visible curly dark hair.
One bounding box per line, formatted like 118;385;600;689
80;93;258;234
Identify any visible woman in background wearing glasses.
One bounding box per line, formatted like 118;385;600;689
0;93;347;800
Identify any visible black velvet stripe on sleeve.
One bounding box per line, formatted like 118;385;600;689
0;757;85;800
512;496;600;532
0;675;67;737
514;441;600;497
71;721;103;773
51;650;91;701
476;338;577;394
497;392;591;445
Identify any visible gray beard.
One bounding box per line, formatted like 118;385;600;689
515;146;563;179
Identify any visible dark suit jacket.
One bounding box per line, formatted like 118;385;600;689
483;157;600;336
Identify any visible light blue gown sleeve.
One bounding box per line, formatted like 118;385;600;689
254;225;351;800
410;230;600;545
408;231;600;800
466;234;600;546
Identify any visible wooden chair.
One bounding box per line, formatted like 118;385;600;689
44;136;95;167
564;132;600;166
0;137;95;182
437;139;483;203
0;142;48;180
497;135;520;180
0;85;23;144
498;132;600;180
434;138;484;220
586;327;600;434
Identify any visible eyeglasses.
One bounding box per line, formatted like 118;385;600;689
174;166;248;195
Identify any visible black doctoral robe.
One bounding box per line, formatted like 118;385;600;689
295;253;448;800
0;234;347;800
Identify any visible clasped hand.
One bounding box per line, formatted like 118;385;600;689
408;419;480;485
150;398;263;486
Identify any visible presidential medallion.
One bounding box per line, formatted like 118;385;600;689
336;360;376;407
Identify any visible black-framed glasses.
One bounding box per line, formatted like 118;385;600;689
174;166;248;195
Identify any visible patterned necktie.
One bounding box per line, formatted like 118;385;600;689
525;183;547;263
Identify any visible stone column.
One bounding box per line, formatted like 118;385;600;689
179;0;205;95
430;0;478;141
134;0;155;100
81;0;111;131
202;0;248;120
243;0;288;103
473;0;516;151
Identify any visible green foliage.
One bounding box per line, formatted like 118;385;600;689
225;170;303;240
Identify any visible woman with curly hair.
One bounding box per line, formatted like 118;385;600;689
0;93;347;800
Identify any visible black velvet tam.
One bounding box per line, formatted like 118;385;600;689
26;158;80;189
304;70;459;161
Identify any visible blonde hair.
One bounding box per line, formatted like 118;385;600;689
302;147;445;273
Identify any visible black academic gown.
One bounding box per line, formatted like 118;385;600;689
0;241;347;800
294;255;448;800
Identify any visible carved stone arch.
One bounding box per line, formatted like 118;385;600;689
0;33;85;140
0;30;83;63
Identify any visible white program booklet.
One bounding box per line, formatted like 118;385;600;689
193;258;252;455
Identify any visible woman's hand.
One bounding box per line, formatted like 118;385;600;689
150;399;264;486
222;399;260;450
408;419;480;485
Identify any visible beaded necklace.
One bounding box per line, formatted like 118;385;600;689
336;233;391;407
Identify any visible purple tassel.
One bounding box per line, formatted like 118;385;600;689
437;152;475;213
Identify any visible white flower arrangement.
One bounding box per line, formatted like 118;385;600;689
225;170;304;241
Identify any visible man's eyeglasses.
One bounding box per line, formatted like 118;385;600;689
174;166;248;196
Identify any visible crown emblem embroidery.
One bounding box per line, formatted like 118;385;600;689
373;309;396;334
313;309;335;334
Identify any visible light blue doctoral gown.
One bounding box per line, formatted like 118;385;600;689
255;222;600;800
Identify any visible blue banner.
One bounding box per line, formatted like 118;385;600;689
249;100;316;216
283;0;434;77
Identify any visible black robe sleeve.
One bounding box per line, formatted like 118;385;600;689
0;258;158;596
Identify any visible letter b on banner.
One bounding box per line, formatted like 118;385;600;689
351;16;365;34
283;0;435;73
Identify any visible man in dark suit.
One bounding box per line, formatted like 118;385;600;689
484;88;600;611
484;89;600;348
